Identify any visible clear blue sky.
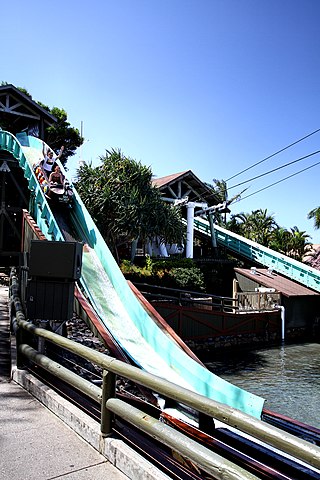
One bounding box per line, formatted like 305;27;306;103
3;0;320;241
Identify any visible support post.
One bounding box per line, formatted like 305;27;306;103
186;203;195;258
101;369;116;437
280;306;285;342
208;213;217;248
15;321;25;369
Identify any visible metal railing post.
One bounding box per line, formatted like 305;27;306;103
15;320;25;369
100;369;116;437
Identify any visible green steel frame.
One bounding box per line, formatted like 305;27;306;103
194;217;320;293
0;130;63;242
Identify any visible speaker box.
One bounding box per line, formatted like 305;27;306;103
26;279;75;321
29;240;83;280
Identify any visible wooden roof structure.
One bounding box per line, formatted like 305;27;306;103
235;267;320;297
0;84;57;139
152;170;219;206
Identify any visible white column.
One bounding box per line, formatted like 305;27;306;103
146;241;153;256
186;202;195;258
159;241;169;257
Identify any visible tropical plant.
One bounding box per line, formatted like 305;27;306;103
308;207;320;230
168;267;205;291
205;178;247;226
287;226;312;262
269;227;291;256
75;149;184;263
37;104;83;165
0;82;83;165
226;209;278;247
225;213;245;235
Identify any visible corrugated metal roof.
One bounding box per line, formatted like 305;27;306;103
235;267;320;297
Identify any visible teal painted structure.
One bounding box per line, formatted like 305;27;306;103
194;217;320;293
0;130;63;242
0;130;265;418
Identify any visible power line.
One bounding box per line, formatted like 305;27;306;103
228;149;320;190
226;127;320;182
235;158;320;204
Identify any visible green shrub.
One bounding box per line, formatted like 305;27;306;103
120;259;152;283
168;267;205;291
120;257;206;292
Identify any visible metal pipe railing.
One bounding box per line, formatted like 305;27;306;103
16;345;257;480
9;270;320;472
106;398;258;480
134;282;238;312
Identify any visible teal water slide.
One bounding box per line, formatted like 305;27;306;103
193;217;320;293
0;130;264;418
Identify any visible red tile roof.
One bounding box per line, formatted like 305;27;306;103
152;171;189;188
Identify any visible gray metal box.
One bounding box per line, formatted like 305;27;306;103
29;240;83;280
26;280;75;321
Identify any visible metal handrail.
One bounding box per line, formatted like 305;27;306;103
193;217;320;293
133;282;237;312
9;270;320;473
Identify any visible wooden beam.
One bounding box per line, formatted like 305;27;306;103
167;185;178;198
7;171;28;206
0;92;41;120
0;209;21;239
182;180;205;201
0;107;40;120
9;101;23;111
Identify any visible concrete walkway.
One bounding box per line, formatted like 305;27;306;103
0;276;128;480
0;278;170;480
0;378;128;480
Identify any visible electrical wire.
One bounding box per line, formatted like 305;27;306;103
228;149;320;190
226;127;320;182
235;158;320;204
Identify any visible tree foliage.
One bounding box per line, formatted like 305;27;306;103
75;149;184;262
288;226;312;261
206;179;313;262
36;103;83;165
205;178;247;226
0;82;83;165
121;257;206;292
308;207;320;230
226;208;312;262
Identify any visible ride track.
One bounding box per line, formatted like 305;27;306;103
0;130;264;418
25;359;320;480
192;219;320;293
2;130;320;465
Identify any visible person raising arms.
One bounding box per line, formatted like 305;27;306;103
42;142;64;179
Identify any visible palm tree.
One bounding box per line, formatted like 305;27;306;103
205;179;247;226
269;227;291;255
235;209;278;246
308;207;320;230
75;149;183;263
225;213;246;235
287;226;312;262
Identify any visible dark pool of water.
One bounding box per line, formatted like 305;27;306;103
204;342;320;428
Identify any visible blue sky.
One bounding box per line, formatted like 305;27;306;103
3;0;320;241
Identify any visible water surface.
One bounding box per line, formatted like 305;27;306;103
205;343;320;428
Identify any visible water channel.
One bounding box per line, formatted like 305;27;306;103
204;342;320;428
